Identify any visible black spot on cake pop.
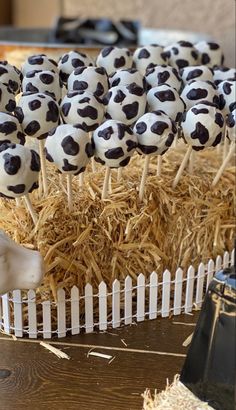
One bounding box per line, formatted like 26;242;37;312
62;102;71;116
46;101;59;122
191;121;209;144
29;99;41;111
135;121;147;134
151;121;169;135
138;144;157;154
73;80;88;91
186;88;208;100
101;47;114;57
114;57;126;69
3;152;21;175
126;139;137;152
7;184;25;194
114;90;126;103
154;89;175;102
214;112;224;127
98;126;113;140
105;147;124;159
62;159;78;172
119;157;130;167
25;120;40;136
138;49;151;59
0;121;17;135
30;149;40;171
122;101;139;120
85;142;94;158
77;106;98;120
61;135;80;155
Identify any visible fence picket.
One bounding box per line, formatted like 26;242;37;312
28;289;37;338
57;288;66;338
71;286;80;335
173;268;183;315
13;290;23;337
99;282;107;331
149;272;158;320
85;284;93;333
223;251;230;268
124;276;132;325
230;248;235;267
42;301;51;339
112;279;120;328
161;270;171;317
184;266;195;313
206;259;215;289
195;263;205;308
215;255;222;273
137;274;145;322
2;293;10;334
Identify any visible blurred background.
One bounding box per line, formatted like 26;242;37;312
0;0;235;66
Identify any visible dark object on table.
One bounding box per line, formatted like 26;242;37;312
50;17;139;46
180;262;236;410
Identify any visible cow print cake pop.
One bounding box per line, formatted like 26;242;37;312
180;65;214;85
181;101;224;150
180;80;219;110
194;41;224;67
104;84;146;125
67;66;109;97
15;92;60;139
217;80;236;115
92;120;137;168
45;124;93;175
0;61;22;95
133;45;167;75
0;142;40;198
96;47;132;76
58;51;94;84
226;109;236;142
61;91;104;131
147;84;186;122
21;54;58;76
22;70;63;103
145;65;182;92
213;66;236;86
109;68;146;90
134;111;177;155
0;112;25;146
0;83;16;113
164;41;199;70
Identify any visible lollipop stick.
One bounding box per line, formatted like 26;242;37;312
79;172;84;187
188;150;195;174
172;145;192;188
91;158;96;173
67;174;73;211
117;168;122;182
156;156;162;177
15;198;21;207
102;167;111;200
139;156;150;201
38;139;48;196
212;142;235;187
24;194;38;225
223;135;229;160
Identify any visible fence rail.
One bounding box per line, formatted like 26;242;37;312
0;250;234;339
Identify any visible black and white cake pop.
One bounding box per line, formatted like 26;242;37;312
96;47;132;76
67;66;109;97
194;41;224;67
164;41;199;70
133;111;177;155
180;65;214;85
133;45;167;75
15;92;60;139
145;65;182;92
0;112;25;146
181;101;224;150
22;70;63;103
147;84;185;122
0;83;16;113
213;66;236;86
92;120;137;168
180;80;219;110
21;54;58;76
218;80;236;115
0;142;40;198
58;50;94;84
109;68;146;89
61;90;104;131
226;109;236;142
0;61;22;94
45;124;93;175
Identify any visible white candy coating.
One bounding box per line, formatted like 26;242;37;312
164;41;199;70
213;66;236;86
226;109;236;142
0;143;40;198
180;80;219;110
15;92;60;139
61;90;105;131
181;102;224;150
109;68;146;89
96;47;132;76
145;65;182;92
133;45;167;75
68;66;109;97
0;61;22;94
0;112;25;146
218;80;236;116
92;120;137;168
104;84;146;125
0;83;16;113
21;54;58;76
147;84;185;121
180;65;213;85
133;111;177;156
22;70;62;102
194;41;224;67
45;124;93;174
58;51;94;84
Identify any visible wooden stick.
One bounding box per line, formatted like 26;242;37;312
67;174;73;211
117;168;122;182
212;142;235;187
15;198;21;207
139;156;150;201
102;167;111;200
156;156;162;177
79;172;84;187
223;134;229;160
24;194;38;225
172;146;192;188
91;157;96;173
188;150;195;174
38;139;48;196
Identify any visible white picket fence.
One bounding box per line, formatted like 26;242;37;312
0;250;234;339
